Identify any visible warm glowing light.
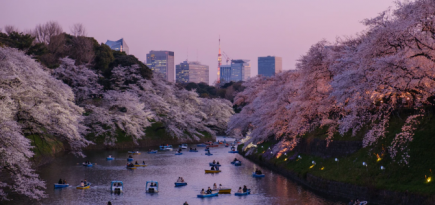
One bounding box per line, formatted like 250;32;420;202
309;164;315;169
427;177;432;183
320;167;324;170
284;158;288;161
377;158;382;162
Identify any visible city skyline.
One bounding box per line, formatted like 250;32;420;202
1;0;396;83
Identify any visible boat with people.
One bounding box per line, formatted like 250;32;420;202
82;162;93;167
228;150;239;153
128;151;141;155
148;150;157;154
225;144;229;147
252;172;265;178
197;192;218;198
234;161;242;166
126;163;136;169
175;177;187;187
180;144;188;149
146;181;159;193
235;189;250;196
127;158;133;161
197;144;207;147
175;152;183;155
209;163;221;167
76;182;91;190
189;149;198;152
133;161;147;167
106;156;114;160
205;170;221;173
110;181;123;192
159;145;173;151
54;180;69;189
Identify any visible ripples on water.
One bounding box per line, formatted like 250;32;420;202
9;137;342;205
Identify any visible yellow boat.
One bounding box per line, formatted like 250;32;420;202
213;188;231;194
205;170;221;173
127;167;136;170
134;164;147;167
76;184;90;190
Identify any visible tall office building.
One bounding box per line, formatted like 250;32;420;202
258;56;282;77
176;61;209;84
146;51;175;82
219;59;251;83
105;38;129;55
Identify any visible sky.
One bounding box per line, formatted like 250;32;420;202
1;0;397;84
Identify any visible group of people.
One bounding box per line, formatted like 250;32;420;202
57;178;67;184
210;165;219;171
135;161;146;165
178;148;182;153
200;187;213;195
126;163;135;168
348;199;365;205
83;161;91;165
128;155;133;158
80;179;89;187
113;182;122;187
176;177;185;182
212;160;220;165
233;158;240;163
149;182;157;187
255;168;263;175
237;185;249;193
189;148;197;151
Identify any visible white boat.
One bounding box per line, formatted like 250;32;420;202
111;181;123;192
180;144;188;149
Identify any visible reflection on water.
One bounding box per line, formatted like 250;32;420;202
8;137;341;205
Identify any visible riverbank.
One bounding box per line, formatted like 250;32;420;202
237;112;435;205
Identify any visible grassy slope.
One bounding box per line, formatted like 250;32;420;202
245;111;435;195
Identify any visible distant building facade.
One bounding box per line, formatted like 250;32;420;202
258;56;282;77
146;50;175;82
176;61;209;84
105;38;129;55
219;59;251;83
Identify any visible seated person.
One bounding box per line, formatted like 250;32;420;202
135;161;139;165
255;169;262;174
213;183;217;190
213;160;216;164
58;178;63;184
194;148;197;151
233;158;238;162
63;179;67;184
142;161;146;165
200;189;205;195
181;177;184;182
108;155;112;158
219;184;223;189
238;187;243;193
215;166;219;171
211;166;215;170
243;185;248;193
128;155;132;158
217;161;220;165
80;181;84;187
207;187;212;194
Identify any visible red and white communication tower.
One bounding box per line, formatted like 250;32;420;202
217;36;222;83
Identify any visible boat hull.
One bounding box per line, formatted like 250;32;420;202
235;190;251;196
106;157;114;160
252;172;265;178
148;151;157;154
174;182;187;187
127;167;136;170
175;153;183;155
76;183;91;190
205;170;221;173
205;153;213;156
134;164;147;167
228;151;239;153
234;162;242;166
54;184;69;188
189;150;198;152
83;164;93;167
197;193;218;198
197;144;206;147
209;163;221;167
127;158;133;161
215;189;231;194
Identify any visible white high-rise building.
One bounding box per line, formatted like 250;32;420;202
146;50;175;82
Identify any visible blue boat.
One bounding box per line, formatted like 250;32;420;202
197;192;218;198
228;150;239;153
204;148;210;151
189;150;198;152
235;190;250;196
83;163;93;167
231;161;236;164
148;150;157;154
106;157;114;160
205;153;213;156
174;182;187;187
175;152;183;155
234;161;242;166
54;183;69;188
127;158;133;161
252;172;265;178
197;144;207;147
209;163;221;167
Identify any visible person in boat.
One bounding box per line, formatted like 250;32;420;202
108;155;112;158
200;189;205;195
189;148;192;151
84;179;88;186
58;178;63;184
215;166;219;171
80;181;84;187
243;185;248;193
177;177;181;182
183;201;188;205
135;161;139;165
213;183;217;190
213;160;216;164
211;166;215;171
128;155;132;158
181;177;184;182
206;187;212;194
238;187;243;193
207;150;211;154
107;201;112;205
255;168;262;174
217;161;220;165
233;158;238;162
142;161;146;165
194;148;197;151
63;179;67;184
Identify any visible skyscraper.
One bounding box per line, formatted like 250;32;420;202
176;61;209;84
105;38;129;55
146;51;175;82
219;59;251;83
258;56;282;77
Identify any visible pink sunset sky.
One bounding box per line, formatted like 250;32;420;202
1;0;396;84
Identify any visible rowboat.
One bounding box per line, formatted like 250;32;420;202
213;188;231;194
148;150;157;154
209;163;221;167
174;182;187;187
228;150;238;153
134;164;147;167
197;192;218;198
127;158;133;161
180;144;188;149
235;189;250;196
83;163;93;167
159;145;173;151
127;166;136;170
189;150;198;152
54;183;69;188
225;144;229;147
205;170;221;173
106;157;114;160
234;161;242;166
197;144;207;147
231;161;236;164
76;183;91;190
111;181;123;192
252;172;265;178
146;181;159;193
205;153;213;156
128;151;141;155
175;152;183;155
